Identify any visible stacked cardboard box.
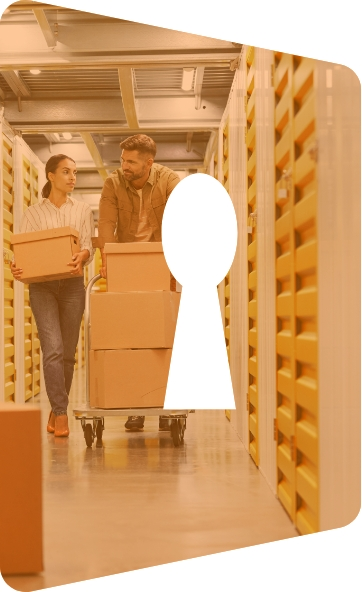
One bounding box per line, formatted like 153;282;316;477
11;226;83;283
89;242;181;408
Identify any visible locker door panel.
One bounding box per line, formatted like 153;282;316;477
274;52;319;533
2;133;16;402
274;52;295;520
246;46;258;466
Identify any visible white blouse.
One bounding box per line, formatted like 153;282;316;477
19;195;95;265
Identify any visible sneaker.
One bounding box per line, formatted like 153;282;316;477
159;417;170;431
125;416;145;431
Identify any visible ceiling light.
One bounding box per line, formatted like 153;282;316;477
62;132;72;140
30;70;41;75
181;68;194;91
53;133;60;142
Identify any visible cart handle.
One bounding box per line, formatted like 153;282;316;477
85;274;102;404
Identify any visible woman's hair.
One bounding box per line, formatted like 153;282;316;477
41;154;76;199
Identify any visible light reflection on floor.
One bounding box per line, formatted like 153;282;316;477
3;366;298;591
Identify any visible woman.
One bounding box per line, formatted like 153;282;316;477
11;154;95;437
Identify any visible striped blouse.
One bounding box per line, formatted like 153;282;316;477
19;195;95;266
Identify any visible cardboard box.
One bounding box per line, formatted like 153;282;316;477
0;404;43;575
104;242;181;292
90;291;180;350
89;349;172;408
11;226;82;283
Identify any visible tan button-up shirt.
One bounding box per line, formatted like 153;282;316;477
98;163;180;245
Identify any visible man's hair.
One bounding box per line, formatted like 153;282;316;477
119;134;157;158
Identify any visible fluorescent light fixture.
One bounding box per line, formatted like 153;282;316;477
30;69;41;75
181;68;194;91
62;132;72;140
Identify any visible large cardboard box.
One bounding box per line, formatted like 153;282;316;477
11;226;82;283
89;349;171;408
90;291;180;350
104;242;181;292
0;404;43;575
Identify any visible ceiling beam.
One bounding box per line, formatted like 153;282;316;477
0;54;239;72
0;71;31;98
32;8;57;48
80;132;109;182
194;66;205;110
3;96;224;126
118;67;139;129
186;132;193;152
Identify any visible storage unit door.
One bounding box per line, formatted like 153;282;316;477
246;46;258;466
2;133;16;402
274;52;319;533
22;156;42;400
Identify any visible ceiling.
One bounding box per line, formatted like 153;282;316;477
0;1;242;207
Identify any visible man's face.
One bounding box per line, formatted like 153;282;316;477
120;149;153;183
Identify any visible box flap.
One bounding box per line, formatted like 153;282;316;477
104;241;163;254
11;226;79;245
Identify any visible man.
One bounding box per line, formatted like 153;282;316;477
97;134;180;431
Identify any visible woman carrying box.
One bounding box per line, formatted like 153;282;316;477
11;154;95;438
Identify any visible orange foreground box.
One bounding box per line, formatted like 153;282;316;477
0;404;43;575
89;349;171;408
104;242;181;292
11;226;82;283
90;291;180;350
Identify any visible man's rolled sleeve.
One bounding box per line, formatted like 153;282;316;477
98;178;119;246
80;206;95;267
166;172;181;199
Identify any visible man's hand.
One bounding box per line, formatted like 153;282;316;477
100;250;107;279
67;250;89;275
10;260;23;281
100;262;107;279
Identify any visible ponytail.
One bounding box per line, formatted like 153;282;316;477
41;179;52;199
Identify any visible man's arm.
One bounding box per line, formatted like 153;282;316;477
98;177;118;278
166;171;181;200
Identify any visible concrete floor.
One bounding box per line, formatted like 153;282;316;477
3;367;298;591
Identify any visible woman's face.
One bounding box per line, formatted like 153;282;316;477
48;158;77;193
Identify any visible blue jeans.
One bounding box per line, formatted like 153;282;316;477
29;277;85;416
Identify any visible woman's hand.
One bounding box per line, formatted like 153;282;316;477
68;250;89;275
10;260;23;281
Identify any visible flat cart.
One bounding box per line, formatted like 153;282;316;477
73;274;193;448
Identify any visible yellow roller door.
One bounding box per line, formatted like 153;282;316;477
274;52;319;533
2;133;16;402
246;46;259;466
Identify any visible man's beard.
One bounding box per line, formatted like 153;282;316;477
123;165;147;182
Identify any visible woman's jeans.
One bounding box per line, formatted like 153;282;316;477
29;277;85;416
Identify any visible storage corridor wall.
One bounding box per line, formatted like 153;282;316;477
315;61;360;532
13;136;46;403
1;117;16;403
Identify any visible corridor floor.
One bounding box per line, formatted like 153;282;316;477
3;367;298;591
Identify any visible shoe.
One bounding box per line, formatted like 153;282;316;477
47;411;56;434
159;417;170;431
54;414;70;437
125;416;145;431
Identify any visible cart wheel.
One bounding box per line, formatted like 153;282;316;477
84;423;94;448
95;419;104;440
171;419;184;447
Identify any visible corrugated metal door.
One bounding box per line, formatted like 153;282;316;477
30;163;41;399
2;132;16;402
246;46;258;466
222;118;231;421
22;156;41;400
274;52;319;533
